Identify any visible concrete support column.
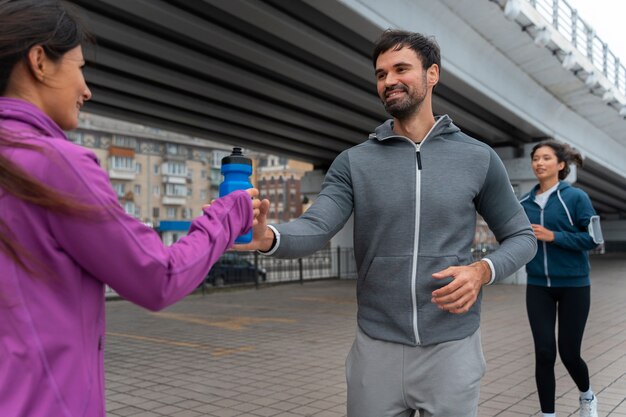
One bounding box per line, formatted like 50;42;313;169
602;220;626;252
300;169;325;206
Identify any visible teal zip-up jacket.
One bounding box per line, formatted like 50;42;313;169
520;181;600;287
269;115;537;346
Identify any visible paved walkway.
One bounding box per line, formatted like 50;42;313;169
105;254;626;417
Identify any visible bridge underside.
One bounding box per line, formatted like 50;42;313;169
71;0;625;218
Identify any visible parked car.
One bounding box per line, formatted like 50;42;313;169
204;254;267;287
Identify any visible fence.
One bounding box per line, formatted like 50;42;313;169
104;244;499;298
105;247;356;298
209;246;356;288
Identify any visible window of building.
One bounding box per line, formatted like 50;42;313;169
182;208;193;219
210;169;221;183
162;161;187;176
134;206;141;218
166;143;187;156
123;201;135;216
66;131;83;144
153;185;160;196
153;207;160;218
112;183;125;197
165;183;187;197
153;164;159;175
134;184;141;196
212;150;230;167
112;135;136;149
135;162;141;173
166;207;176;218
166;143;179;155
200;190;207;200
201;170;207;179
110;156;135;171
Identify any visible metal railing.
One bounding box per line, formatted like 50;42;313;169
529;0;625;96
106;247;357;299
225;246;356;286
103;244;502;299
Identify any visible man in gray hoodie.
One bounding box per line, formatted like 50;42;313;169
243;30;537;417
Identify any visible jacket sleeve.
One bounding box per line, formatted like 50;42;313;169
46;149;253;311
551;189;598;251
271;151;353;258
475;149;537;282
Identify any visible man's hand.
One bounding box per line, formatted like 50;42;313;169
430;261;491;314
531;224;555;242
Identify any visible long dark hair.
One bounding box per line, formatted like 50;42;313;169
531;139;584;180
0;0;89;94
0;0;91;271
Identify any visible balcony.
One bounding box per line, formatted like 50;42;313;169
161;196;186;206
108;168;136;181
162;176;187;185
108;149;136;180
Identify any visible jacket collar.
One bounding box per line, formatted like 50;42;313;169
528;180;571;199
0;97;66;139
369;114;460;143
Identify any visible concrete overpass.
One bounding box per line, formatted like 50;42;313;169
69;0;626;244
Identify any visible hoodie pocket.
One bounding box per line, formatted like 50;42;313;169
357;256;414;339
416;254;481;344
416;254;461;302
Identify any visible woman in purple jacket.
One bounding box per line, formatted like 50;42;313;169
0;1;266;416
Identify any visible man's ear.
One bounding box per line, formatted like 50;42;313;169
26;45;47;82
427;64;439;87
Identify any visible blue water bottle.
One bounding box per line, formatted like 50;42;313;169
220;147;253;244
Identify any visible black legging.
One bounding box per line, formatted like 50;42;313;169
526;284;591;413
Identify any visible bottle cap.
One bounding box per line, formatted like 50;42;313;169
222;147;252;165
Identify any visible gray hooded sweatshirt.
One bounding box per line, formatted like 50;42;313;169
270;115;537;346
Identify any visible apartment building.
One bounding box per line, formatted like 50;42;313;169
255;155;313;223
67;113;235;244
66;113;315;242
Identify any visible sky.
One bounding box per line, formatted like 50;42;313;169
565;0;626;62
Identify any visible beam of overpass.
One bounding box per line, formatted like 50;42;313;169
69;0;625;218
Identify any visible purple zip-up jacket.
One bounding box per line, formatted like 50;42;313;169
0;98;253;417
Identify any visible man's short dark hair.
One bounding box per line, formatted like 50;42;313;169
372;29;441;71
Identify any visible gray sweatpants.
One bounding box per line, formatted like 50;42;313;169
346;327;486;417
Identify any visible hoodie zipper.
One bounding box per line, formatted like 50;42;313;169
540;208;551;287
416;148;422;170
383;118;444;346
412;141;422;345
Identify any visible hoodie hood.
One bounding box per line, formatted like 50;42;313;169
528;180;572;200
370;114;461;142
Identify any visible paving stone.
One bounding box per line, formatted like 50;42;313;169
104;255;625;417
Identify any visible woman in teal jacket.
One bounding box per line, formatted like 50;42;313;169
520;140;603;417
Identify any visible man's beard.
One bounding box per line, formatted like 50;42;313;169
382;77;428;120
